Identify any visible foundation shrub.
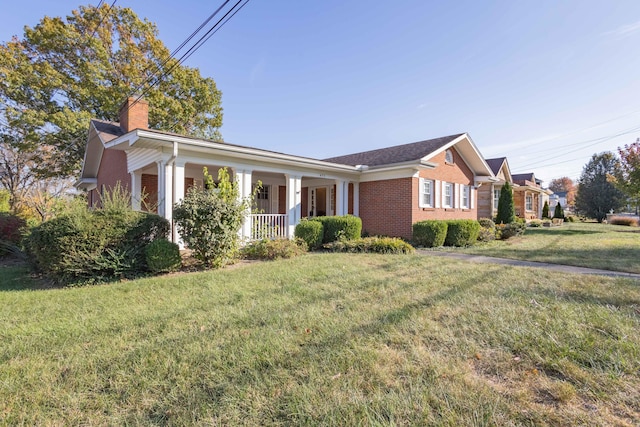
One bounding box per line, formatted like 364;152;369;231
528;219;543;227
324;236;414;254
294;219;324;249
145;239;181;273
444;220;480;247
241;238;307;260
477;218;496;242
412;220;447;247
496;218;526;240
312;215;362;243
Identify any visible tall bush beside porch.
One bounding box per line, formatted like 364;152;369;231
311;215;362;243
173;167;251;268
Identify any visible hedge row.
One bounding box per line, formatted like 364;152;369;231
295;215;362;248
412;219;480;247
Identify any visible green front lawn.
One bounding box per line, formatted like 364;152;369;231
1;254;639;425
455;221;640;273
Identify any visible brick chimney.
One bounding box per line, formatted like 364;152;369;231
118;96;149;133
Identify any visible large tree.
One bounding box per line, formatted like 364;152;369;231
0;4;223;179
575;152;625;222
548;176;576;208
613;138;640;212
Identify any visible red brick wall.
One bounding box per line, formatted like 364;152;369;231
413;148;477;223
359;178;414;239
301;187;308;217
93;148;130;208
348;183;354;214
141;174;158;212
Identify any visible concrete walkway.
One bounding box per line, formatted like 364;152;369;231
419;250;640;280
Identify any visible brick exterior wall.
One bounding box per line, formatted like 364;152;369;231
141;174;158;212
358;147;478;240
92;148;130;208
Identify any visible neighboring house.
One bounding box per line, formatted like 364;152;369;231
477;157;511;220
548;191;567;213
511;173;552;220
477;158;552;221
77;98;495;242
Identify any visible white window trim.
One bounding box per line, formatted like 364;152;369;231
419;178;434;208
461;185;470;209
443;182;453;208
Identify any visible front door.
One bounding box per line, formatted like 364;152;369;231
309;186;333;217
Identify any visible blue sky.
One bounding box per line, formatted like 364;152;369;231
3;1;640;185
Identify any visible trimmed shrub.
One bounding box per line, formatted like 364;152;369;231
542;201;550;219
145;239;181;273
528;219;542;227
325;236;415;254
0;213;26;255
609;216;639;226
24;210;170;285
312;215;362;243
477;218;496;242
444;220;480;247
294;219;324;249
496;219;526;240
412;220;447;248
241;238;307;260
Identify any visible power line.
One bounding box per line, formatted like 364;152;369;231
126;0;232;102
128;0;251;113
86;0;117;43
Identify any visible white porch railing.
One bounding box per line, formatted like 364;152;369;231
250;214;288;240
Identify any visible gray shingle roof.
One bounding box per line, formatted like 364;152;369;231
91;119;123;142
322;133;464;166
485;157;506;176
511;173;535;184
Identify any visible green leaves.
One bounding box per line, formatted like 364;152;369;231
0;4;223;178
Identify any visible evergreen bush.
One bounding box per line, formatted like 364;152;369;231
444;220;480;247
145;239;181;273
477;218;496;242
496;219;526;240
412;220;448;247
496;181;516;224
294;219;324;249
312;215;362;243
553;203;565;219
542;201;550;219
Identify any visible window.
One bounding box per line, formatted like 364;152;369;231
256;185;269;200
420;179;433;207
493;189;500;210
445;149;454;164
461;185;470;209
443;182;453;208
526;194;533;211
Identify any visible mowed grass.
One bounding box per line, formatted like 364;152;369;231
1;254;639;426
456;221;640;274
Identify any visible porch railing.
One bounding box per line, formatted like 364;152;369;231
250;214;288;240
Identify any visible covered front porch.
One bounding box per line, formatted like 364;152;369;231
120;135;360;244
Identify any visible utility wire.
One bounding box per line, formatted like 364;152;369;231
127;0;232;101
128;0;250;112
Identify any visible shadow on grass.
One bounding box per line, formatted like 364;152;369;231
526;228;603;236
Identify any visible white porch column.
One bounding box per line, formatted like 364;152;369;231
173;161;186;247
335;179;348;216
286;174;302;238
235;169;253;240
130;170;142;211
157;160;167;217
353;182;360;217
163;161;174;240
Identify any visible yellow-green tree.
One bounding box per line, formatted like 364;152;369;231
0;4;223;179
